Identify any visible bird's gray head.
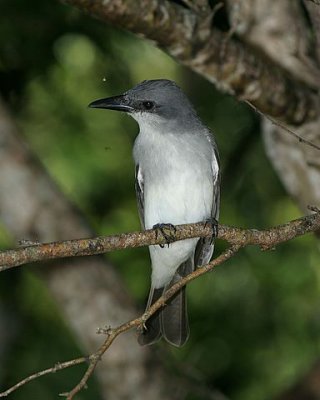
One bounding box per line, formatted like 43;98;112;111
89;79;199;130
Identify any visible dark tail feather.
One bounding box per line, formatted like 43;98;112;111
138;287;164;346
160;260;193;347
138;260;193;347
161;283;189;347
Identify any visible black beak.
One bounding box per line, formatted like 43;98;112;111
88;95;133;112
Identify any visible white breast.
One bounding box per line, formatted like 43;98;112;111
144;162;213;228
133;124;218;288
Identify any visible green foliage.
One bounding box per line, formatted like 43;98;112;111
0;0;319;399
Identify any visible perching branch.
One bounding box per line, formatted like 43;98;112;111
61;0;320;126
1;209;320;271
0;211;319;398
0;244;240;400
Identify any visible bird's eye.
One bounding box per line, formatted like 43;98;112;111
142;101;154;110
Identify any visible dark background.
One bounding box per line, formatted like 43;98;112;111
0;1;319;399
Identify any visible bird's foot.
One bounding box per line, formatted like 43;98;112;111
153;223;177;248
204;217;218;244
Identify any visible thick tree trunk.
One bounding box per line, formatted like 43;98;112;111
61;0;320;125
226;0;320;213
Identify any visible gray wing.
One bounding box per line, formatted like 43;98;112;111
135;164;145;229
194;146;220;267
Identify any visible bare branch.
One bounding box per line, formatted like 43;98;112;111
60;0;320;126
0;245;239;400
2;210;319;397
0;357;86;398
1;211;319;398
245;101;320;151
1;210;320;271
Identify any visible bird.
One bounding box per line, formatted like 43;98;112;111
89;79;220;347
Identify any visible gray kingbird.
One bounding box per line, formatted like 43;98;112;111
89;79;220;347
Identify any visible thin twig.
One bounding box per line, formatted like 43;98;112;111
1;210;319;398
246;100;320;151
0;357;86;398
1;211;320;271
0;245;239;399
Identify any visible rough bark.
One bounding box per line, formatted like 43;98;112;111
303;0;320;65
226;0;320;212
61;0;320;125
226;0;320;86
1;212;320;270
224;0;320;208
263;117;320;213
0;98;171;400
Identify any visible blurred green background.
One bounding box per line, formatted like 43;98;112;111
0;1;319;399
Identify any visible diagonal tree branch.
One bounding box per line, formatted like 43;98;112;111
1;210;320;271
0;357;87;398
1;209;319;398
61;0;320;126
2;209;319;398
0;245;239;400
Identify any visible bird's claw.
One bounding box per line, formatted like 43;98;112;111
153;223;177;248
204;218;218;244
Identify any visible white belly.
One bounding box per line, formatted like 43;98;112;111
133;128;216;289
144;167;213;229
149;239;199;288
145;166;213;288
